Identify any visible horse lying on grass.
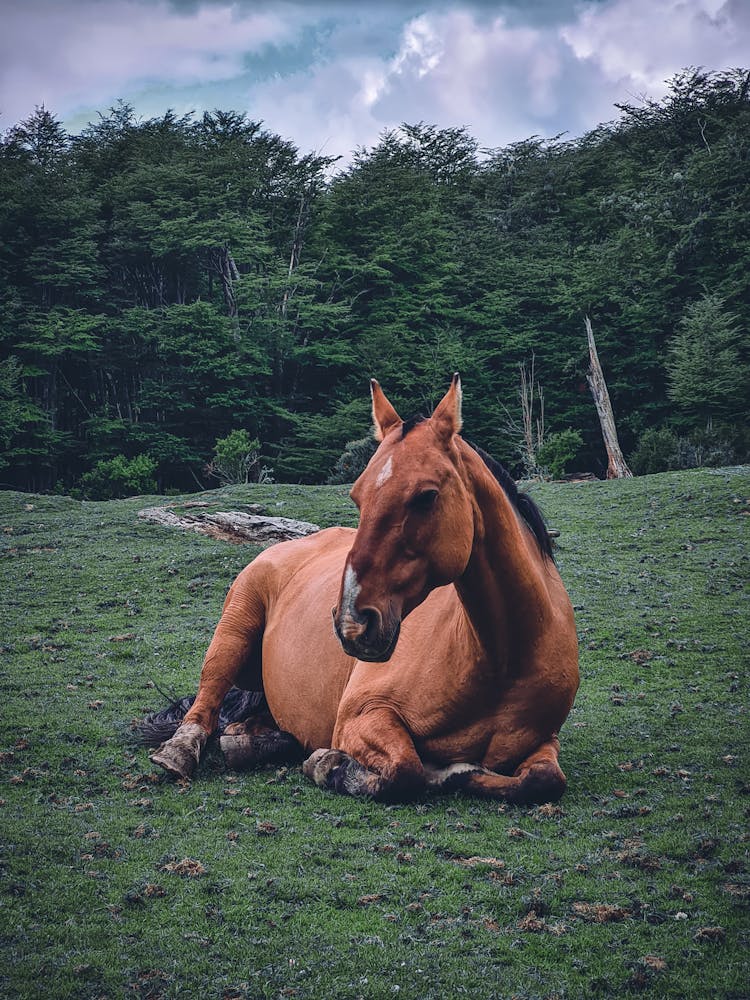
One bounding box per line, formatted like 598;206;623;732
145;375;579;802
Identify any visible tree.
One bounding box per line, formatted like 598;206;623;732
503;356;546;478
206;429;272;485
666;293;749;427
0;357;29;472
80;453;157;499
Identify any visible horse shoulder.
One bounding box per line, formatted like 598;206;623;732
538;561;579;676
494;565;579;747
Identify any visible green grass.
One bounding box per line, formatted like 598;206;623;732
1;469;748;999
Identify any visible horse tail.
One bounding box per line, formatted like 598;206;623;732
136;687;267;746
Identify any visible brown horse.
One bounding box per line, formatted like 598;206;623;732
150;375;579;802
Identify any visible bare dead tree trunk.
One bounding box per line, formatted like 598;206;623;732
585;316;633;479
214;246;240;320
520;354;544;474
280;193;307;321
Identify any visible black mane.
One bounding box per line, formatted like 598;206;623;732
467;442;554;561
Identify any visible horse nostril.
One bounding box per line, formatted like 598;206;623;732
335;602;383;646
359;606;381;643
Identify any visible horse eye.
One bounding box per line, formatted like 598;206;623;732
409;489;439;511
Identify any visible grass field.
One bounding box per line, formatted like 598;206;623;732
1;468;749;999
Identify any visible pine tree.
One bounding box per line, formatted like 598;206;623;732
667;293;749;427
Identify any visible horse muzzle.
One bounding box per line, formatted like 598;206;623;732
332;606;401;662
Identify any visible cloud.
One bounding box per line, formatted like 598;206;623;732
561;0;749;96
0;0;296;126
1;0;748;159
248;0;750;162
248;8;600;158
372;11;569;136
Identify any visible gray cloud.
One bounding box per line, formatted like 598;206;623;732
248;0;750;159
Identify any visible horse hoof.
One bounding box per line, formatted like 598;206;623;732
303;748;384;798
302;748;347;786
150;722;207;779
149;743;195;779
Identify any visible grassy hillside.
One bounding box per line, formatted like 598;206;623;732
1;468;748;999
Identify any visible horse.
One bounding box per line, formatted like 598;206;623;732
148;375;579;802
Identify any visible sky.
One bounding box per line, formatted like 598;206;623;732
1;0;748;162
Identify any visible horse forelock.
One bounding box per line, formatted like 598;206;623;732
401;414;427;438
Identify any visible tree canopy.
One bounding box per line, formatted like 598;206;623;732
1;69;748;492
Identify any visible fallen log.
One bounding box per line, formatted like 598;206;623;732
137;506;320;545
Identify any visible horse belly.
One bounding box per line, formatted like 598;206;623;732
260;543;356;753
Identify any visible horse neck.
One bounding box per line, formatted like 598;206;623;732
453;444;550;662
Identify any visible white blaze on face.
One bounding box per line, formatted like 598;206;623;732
375;455;393;488
339;564;364;639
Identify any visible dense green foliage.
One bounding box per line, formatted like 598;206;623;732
79;453;158;500
1;468;748;997
666;293;747;427
536;429;584;480
1;70;749;491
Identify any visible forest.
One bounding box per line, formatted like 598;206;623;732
0;67;748;494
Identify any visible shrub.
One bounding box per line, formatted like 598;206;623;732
630;425;749;475
630;428;681;475
677;426;747;469
327;436;378;484
80;453;157;499
536;429;583;480
207;429;273;485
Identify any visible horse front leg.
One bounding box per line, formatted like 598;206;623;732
303;708;426;801
462;737;567;804
150;624;256;779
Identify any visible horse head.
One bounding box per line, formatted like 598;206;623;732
333;374;475;662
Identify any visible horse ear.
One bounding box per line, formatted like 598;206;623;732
370;379;402;441
432;372;463;441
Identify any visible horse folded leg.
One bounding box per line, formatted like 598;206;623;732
461;765;566;804
150;722;208;779
461;739;567;804
512;759;567;804
510;737;567;804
